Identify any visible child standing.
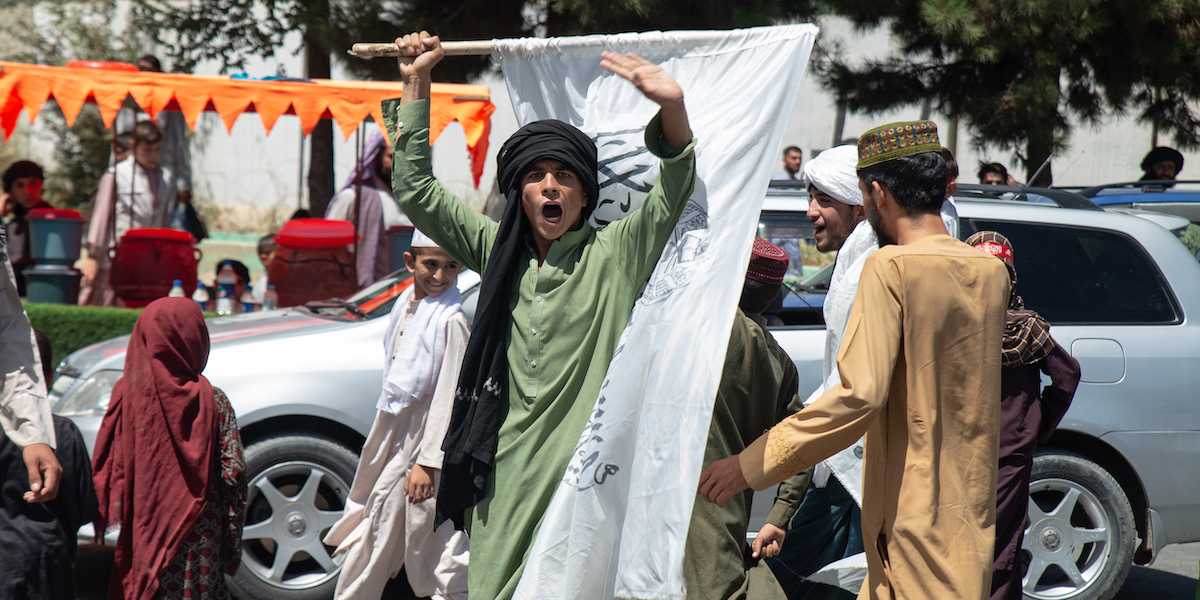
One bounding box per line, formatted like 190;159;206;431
80;120;177;306
324;230;469;599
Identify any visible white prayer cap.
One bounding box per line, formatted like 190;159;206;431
410;229;441;249
801;145;863;206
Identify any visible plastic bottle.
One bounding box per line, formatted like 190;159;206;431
191;282;209;310
170;203;187;231
240;286;256;313
216;261;237;316
168;279;185;298
262;284;278;311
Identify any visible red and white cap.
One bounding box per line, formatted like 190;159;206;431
747;237;789;284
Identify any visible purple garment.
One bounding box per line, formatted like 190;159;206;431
991;343;1081;600
328;130;393;288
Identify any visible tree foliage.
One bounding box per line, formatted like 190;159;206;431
130;0;819;213
823;0;1200;184
0;1;136;210
131;0;823;84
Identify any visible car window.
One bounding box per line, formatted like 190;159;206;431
758;210;832;288
970;220;1181;324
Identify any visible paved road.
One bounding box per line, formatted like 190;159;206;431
76;541;1199;599
1113;541;1199;600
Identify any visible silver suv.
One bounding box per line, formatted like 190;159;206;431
759;184;1200;600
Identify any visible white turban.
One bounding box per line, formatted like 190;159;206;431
410;229;441;249
801;145;863;206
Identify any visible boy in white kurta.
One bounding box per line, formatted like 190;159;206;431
324;231;469;600
79;120;176;307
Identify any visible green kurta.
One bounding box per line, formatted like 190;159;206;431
384;99;697;600
684;309;809;600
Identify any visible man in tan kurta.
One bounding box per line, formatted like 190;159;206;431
699;121;1010;600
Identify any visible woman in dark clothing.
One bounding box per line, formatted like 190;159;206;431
92;297;246;600
0;329;97;600
967;231;1082;600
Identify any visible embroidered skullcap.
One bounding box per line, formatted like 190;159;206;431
747;237;788;284
802;145;862;206
410;229;440;249
1141;147;1184;173
496;119;599;219
857;121;941;169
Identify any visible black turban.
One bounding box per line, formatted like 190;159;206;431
496;119;599;218
1140;146;1184;177
436;119;599;530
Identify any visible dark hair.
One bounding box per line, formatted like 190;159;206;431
290;208;312;220
216;260;252;285
977;161;1009;182
3;160;43;192
133;120;162;146
739;278;782;315
33;328;53;384
137;54;162;72
783;146;802;157
257;234;276;257
114;132;133;152
940;147;958;180
857;152;948;215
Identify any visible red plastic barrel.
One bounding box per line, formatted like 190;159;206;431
269;219;357;307
110;228;201;307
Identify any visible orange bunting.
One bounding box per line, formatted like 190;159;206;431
0;61;495;187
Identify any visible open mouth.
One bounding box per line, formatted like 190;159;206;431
542;203;563;224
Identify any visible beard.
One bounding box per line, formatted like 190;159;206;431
865;195;895;247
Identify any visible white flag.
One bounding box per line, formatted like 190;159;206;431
495;25;817;600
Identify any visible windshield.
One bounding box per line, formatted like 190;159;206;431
757;210;834;290
797;261;834;290
302;270;415;320
1173;223;1200;263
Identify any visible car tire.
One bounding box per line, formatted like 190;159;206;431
1022;450;1136;600
228;434;359;600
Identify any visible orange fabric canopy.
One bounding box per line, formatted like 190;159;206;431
0;61;496;186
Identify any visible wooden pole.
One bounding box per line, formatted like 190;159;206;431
348;41;494;59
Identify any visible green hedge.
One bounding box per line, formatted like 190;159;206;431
23;303;143;368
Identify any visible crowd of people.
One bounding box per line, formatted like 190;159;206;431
770;143;1187;190
4;32;1197;600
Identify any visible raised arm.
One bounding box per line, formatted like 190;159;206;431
599;53;692;153
386;32;496;272
598;53;698;284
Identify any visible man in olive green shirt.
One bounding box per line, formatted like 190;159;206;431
387;32;697;600
683;237;810;600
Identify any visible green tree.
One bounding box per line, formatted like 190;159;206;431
0;1;136;210
822;0;1200;185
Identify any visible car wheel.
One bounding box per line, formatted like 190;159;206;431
228;434;359;600
1021;450;1135;600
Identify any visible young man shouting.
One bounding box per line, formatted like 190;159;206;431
386;31;696;600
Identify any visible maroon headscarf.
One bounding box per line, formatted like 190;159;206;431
91;297;217;600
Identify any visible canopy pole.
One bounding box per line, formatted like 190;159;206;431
348;41;493;59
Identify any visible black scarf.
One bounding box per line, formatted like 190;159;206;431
435;120;598;529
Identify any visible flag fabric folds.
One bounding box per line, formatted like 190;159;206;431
493;25;817;600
